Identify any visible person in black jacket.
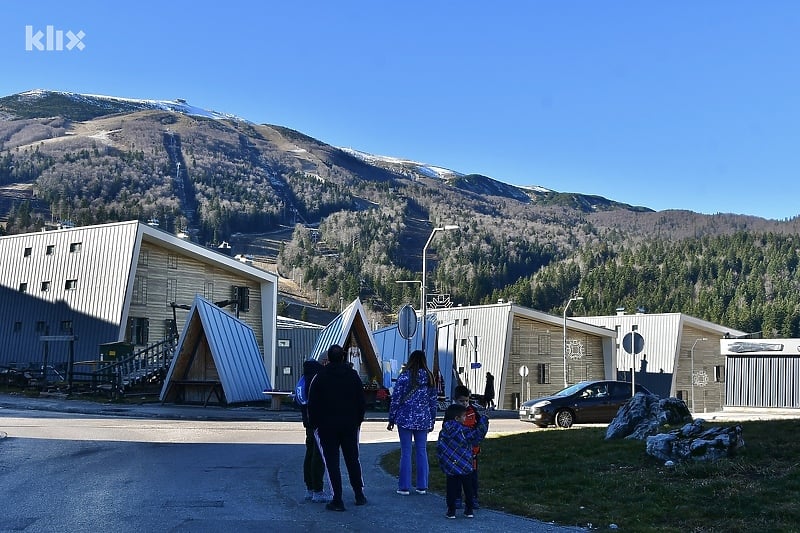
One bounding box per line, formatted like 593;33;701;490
308;344;367;511
299;358;327;502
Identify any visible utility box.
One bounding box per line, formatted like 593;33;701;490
99;342;134;362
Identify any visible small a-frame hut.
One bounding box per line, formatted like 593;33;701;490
160;295;272;405
308;298;382;386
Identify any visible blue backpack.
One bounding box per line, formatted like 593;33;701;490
294;375;307;406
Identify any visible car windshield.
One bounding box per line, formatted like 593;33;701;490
553;382;590;397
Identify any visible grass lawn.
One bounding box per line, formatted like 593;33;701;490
380;420;800;532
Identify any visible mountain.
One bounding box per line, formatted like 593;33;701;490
3;89;800;334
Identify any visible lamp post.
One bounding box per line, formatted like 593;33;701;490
690;337;707;413
421;225;460;355
563;296;583;387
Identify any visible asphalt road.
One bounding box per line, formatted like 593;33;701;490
0;395;583;533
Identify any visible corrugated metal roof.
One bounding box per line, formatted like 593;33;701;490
161;295;271;404
308;298;380;361
0;221;139;364
576;313;746;375
429;303;513;402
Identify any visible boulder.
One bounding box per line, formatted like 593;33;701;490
605;393;693;440
646;420;745;462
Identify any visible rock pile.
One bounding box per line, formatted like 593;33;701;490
605;393;693;440
646;420;745;463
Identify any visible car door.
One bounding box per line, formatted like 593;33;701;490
607;382;634;419
573;383;607;423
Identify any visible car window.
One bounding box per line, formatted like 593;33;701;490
609;382;629;399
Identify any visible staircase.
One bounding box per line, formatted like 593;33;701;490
91;335;177;397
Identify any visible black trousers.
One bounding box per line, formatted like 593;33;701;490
304;426;324;492
316;425;364;503
446;473;475;512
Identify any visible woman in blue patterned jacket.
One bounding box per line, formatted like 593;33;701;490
387;349;439;495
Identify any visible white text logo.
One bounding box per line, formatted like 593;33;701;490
25;25;86;52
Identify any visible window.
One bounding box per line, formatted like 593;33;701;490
13;321;22;332
127;317;150;345
69;242;82;253
46;245;55;255
65;279;78;290
460;338;468;347
35;321;46;332
232;285;250;312
537;363;550;384
462;318;469;327
204;281;214;300
167;254;178;269
166;279;178;307
714;365;726;383
133;277;148;305
138;249;149;266
23;247;32;257
278;339;291;348
60;320;73;333
676;390;689;402
19;282;28;293
41;281;51;292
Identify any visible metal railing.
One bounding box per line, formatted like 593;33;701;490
89;335;178;397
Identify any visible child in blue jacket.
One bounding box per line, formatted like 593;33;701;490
436;403;489;519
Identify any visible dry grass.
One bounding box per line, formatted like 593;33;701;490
381;420;800;532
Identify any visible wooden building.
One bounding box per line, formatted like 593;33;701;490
576;312;746;413
0;221;278;384
428;302;617;410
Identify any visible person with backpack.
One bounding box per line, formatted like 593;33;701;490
297;356;327;502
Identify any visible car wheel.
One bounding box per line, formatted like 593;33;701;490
555;409;574;428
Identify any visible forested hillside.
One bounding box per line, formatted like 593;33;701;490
3;90;800;335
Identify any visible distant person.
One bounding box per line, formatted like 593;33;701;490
387;349;438;495
308;344;367;511
296;356;327;502
453;385;483;509
436;403;489;519
483;372;495;410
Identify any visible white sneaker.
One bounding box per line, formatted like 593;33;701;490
396;489;410;495
415;489;427;495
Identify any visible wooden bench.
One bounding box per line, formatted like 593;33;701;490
168;380;224;407
263;390;293;411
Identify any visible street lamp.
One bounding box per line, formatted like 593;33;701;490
563;296;583;387
690;337;707;413
422;224;460;354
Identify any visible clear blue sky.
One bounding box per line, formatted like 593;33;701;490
2;1;799;220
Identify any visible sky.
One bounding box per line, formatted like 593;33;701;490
2;1;799;220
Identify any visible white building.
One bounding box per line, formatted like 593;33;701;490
0;221;279;385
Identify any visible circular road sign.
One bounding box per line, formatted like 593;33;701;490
519;365;529;377
397;304;417;340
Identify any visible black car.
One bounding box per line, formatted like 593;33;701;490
518;380;652;428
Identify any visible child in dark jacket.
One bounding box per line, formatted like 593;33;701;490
436;403;489;519
453;385;481;509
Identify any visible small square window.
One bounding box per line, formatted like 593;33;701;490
69;242;82;253
278;339;291;348
60;320;73;333
35;321;46;332
13;321;22;332
23;247;32;257
46;245;55;255
41;281;51;292
19;282;28;293
65;279;78;290
167;254;178;269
